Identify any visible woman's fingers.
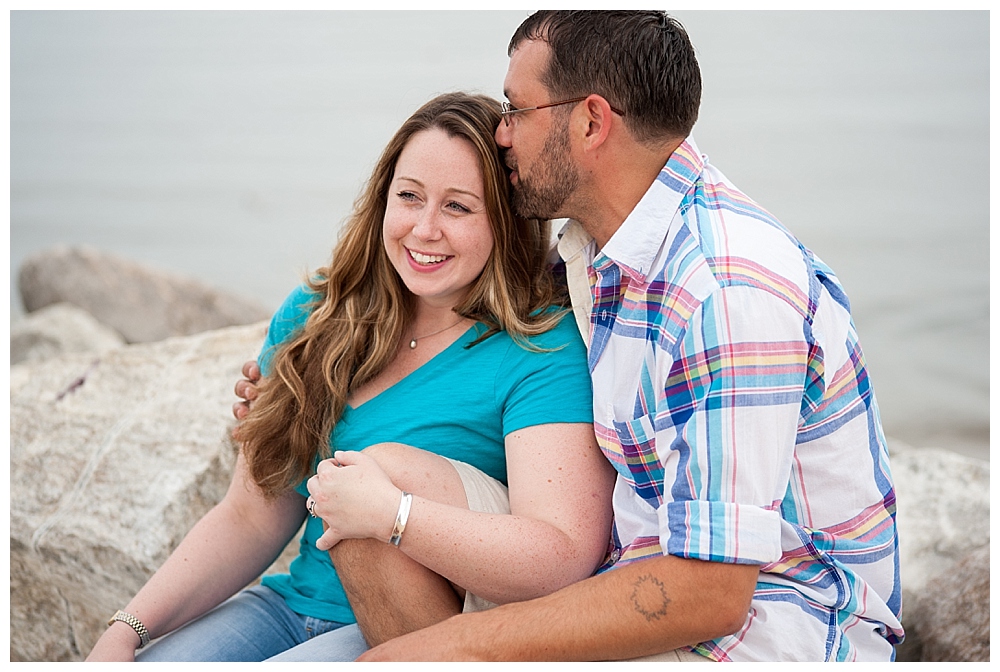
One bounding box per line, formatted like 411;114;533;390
315;527;342;551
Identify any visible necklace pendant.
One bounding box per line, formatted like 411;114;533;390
409;339;417;349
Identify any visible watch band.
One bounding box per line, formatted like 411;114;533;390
108;609;151;649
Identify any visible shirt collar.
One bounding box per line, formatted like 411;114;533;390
597;136;705;282
556;218;595;264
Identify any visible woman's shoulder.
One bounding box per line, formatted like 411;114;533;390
259;284;324;370
484;309;586;365
274;283;322;320
492;309;594;427
269;283;324;332
523;308;587;352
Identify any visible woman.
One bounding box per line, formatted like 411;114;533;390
86;92;614;662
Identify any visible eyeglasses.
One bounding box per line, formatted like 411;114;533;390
500;97;626;126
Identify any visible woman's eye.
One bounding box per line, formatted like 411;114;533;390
446;201;471;214
396;191;419;202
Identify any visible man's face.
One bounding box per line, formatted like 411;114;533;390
496;40;580;221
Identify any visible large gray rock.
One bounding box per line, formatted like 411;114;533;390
904;544;989;661
889;440;990;602
9;321;274;662
11;302;126;365
888;440;990;661
18;246;271;343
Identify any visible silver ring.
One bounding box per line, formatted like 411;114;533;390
308;499;317;518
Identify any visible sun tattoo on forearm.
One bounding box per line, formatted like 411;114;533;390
631;574;671;621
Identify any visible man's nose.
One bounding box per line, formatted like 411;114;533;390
495;119;512;148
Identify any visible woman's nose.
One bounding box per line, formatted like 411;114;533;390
411;207;443;240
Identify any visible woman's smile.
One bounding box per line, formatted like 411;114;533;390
405;247;453;270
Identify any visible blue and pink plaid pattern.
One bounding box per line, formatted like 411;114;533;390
565;138;903;661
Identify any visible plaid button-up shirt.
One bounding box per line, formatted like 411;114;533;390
557;138;904;661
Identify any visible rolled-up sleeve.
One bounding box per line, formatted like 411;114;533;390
655;284;815;566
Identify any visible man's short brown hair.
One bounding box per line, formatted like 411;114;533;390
509;10;701;144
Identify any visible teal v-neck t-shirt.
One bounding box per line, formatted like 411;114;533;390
257;284;594;624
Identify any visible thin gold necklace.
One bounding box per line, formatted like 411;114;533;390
408;318;465;349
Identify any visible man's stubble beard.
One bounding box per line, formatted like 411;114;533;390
509;117;579;221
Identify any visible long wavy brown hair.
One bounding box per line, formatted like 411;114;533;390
239;92;567;497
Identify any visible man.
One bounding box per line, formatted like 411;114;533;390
236;11;903;661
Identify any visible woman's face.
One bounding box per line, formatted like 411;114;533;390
383;128;495;310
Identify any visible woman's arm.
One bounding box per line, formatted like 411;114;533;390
86;454;306;661
309;421;616;604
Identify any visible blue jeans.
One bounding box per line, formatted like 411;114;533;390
267;623;369;662
136;585;361;662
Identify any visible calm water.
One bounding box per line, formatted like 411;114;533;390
10;11;989;460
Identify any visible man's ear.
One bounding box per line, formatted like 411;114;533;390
579;94;616;151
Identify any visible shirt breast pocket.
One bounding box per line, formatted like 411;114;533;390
609;406;665;507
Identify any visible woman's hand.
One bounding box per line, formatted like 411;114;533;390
307;451;402;551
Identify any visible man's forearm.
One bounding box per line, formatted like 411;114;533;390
361;554;759;661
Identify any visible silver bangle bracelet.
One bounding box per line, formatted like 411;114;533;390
108;609;151;649
388;491;413;547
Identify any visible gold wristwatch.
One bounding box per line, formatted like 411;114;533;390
108;610;151;649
